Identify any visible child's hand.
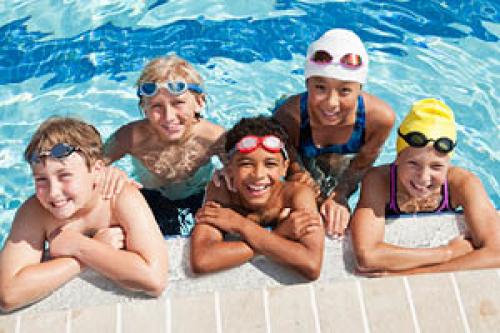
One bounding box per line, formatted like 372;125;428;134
93;227;125;250
211;168;235;192
195;201;244;234
274;209;322;240
97;166;142;199
445;236;474;261
48;228;84;258
320;195;350;238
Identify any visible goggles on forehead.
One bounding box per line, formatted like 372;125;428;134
137;81;204;97
309;50;363;69
398;130;456;154
228;135;289;160
29;143;80;164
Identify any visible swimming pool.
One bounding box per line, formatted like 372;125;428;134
0;0;498;247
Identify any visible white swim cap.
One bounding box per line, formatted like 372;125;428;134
304;29;369;84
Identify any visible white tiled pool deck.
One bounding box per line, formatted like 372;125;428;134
2;213;500;332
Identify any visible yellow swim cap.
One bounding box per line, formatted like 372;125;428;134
397;98;456;154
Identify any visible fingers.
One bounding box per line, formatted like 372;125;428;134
94;227;125;249
279;208;291;221
131;179;143;189
100;167;127;199
321;200;350;239
205;201;221;208
320;200;335;237
223;172;236;192
211;170;222;187
287;210;322;239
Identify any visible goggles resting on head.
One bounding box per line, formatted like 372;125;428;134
309;50;363;69
137;81;204;97
398;130;456;154
29;143;80;164
228;135;289;160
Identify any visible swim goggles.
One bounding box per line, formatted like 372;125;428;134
137;81;204;97
309;50;362;69
228;135;289;160
398;130;456;154
29;143;80;164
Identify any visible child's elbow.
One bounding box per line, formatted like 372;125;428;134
0;287;22;313
300;260;322;281
144;274;168;297
302;267;321;281
191;253;214;274
355;247;380;272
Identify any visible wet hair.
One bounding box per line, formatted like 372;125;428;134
136;54;205;118
24;117;103;169
225;115;289;154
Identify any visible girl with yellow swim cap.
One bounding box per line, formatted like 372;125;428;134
350;98;500;276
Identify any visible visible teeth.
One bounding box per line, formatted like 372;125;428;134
248;184;267;191
52;200;68;208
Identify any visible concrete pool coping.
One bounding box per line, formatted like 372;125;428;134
2;213;500;332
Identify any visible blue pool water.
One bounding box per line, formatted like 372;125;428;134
0;1;498;247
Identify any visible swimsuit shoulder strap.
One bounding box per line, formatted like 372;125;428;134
435;179;452;212
388;163;400;214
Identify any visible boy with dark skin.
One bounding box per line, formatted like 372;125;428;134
191;116;325;280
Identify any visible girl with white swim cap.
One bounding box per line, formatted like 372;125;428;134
273;28;395;238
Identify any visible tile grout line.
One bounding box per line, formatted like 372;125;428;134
66;310;72;333
403;277;421;333
166;298;172;333
214;291;222;333
263;288;271;333
308;284;321;333
356;280;371;333
450;273;471;333
15;315;21;333
116;303;122;333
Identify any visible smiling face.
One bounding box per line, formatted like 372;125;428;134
396;145;451;199
32;153;102;220
143;89;203;142
228;147;289;211
306;76;361;126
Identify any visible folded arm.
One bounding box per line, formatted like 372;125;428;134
51;186;168;296
388;169;500;275
0;199;85;312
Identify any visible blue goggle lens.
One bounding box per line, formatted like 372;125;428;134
137;81;203;97
30;143;79;164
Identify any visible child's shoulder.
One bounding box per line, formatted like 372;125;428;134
447;166;481;190
112;119;151;144
13;196;54;232
284;181;316;199
362;92;395;125
362;164;391;189
195;119;225;141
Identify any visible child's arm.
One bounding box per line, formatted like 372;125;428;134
197;184;324;280
390;168;500;275
239;185;324;280
103;124;134;165
100;124;142;198
351;168;471;273
190;181;255;273
331;93;395;204
49;185;168;296
190;212;256;274
0;199;85;312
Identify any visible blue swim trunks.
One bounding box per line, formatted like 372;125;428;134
140;188;204;237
